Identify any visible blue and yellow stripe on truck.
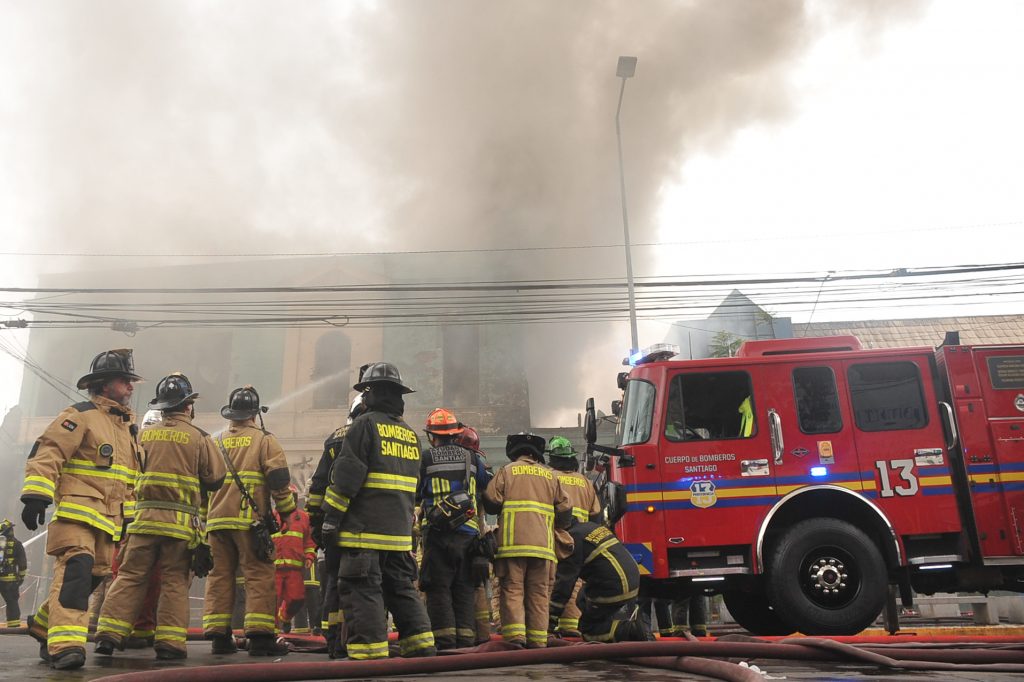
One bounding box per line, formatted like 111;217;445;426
623;542;654;575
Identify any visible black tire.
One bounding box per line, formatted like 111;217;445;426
766;517;887;635
722;589;795;636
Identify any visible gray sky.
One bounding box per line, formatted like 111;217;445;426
1;0;1022;424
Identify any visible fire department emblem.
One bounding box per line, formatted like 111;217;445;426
689;480;717;508
1015;394;1024;413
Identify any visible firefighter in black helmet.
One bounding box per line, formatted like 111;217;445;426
322;362;436;659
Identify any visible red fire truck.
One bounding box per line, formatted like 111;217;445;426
582;334;1024;635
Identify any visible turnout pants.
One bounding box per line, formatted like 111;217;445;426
337;548;436;660
419;531;476;649
474;584;491;643
96;534;191;654
107;542;162;642
579;591;640;643
203;530;276;637
275;568;305;625
494;556;553;648
29;520;115;656
1;581;21;626
553;579;583;633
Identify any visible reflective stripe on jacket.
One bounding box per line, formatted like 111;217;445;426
484;455;571;562
551;521;639;612
272;508;315;569
417;443;492;535
129;412;225;544
555;470;602;523
325;408;421;552
21;396;140;540
207;422;294;532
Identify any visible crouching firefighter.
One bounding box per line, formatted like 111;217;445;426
203;386;295;657
549;520;648;642
21;349;144;670
321;362;436;660
95;373;225;660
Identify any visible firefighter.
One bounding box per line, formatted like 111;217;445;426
456;426;495;644
273;485;315;632
483;432;572;648
20;349;143;670
545;436;601;637
321;361;436;660
95;372;226;660
203;386;294;657
0;519;27;628
417;408;492;650
549;519;648;642
307;389;366;658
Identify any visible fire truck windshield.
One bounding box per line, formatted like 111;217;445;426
618;379;655;446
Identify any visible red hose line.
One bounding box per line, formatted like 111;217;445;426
93;638;1024;682
627;656;763;682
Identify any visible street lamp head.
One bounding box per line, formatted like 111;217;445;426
616;56;637;78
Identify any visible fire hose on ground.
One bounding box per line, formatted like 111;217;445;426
92;635;1024;682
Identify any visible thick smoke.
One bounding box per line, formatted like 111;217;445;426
0;1;924;424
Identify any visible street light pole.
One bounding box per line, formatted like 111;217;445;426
615;56;640;356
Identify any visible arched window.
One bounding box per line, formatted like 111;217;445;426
312;331;351;409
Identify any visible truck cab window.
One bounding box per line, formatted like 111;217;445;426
848;361;928;431
619;379;655;446
665;371;755;441
793;366;842;434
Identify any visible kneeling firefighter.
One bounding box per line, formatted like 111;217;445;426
321;362;436;660
95;373;225;660
549;519;649;642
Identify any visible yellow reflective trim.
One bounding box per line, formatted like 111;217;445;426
138;471;200;491
54;501;118;536
503;500;555;515
127;519;193;541
495;546;556;561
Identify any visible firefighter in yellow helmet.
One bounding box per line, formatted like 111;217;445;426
21;349;144;670
94;373;225;660
202;386;295;657
483;433;572;648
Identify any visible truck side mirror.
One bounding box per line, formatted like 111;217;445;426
584;397;598;445
617;372;629;391
611;400;622;417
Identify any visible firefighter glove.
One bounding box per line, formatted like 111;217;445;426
21;498;48;531
321;512;341;549
470;555;491;586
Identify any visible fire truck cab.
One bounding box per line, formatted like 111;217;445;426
583;335;1024;635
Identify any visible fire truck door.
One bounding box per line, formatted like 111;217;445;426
973;349;1024;557
843;356;963;556
757;363;862;497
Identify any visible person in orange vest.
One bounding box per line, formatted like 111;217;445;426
273;485;315;632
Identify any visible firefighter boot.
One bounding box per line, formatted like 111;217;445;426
248;634;290;657
51;647;86;671
210;635;238;655
154;642;187;660
94;634;119;656
26;614;49;662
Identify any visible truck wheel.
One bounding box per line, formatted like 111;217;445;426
722;589;795;635
766;517;886;635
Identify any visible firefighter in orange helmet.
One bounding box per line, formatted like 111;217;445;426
417;409;492;649
273;484;315;632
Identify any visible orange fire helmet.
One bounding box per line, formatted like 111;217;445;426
425;407;464;436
